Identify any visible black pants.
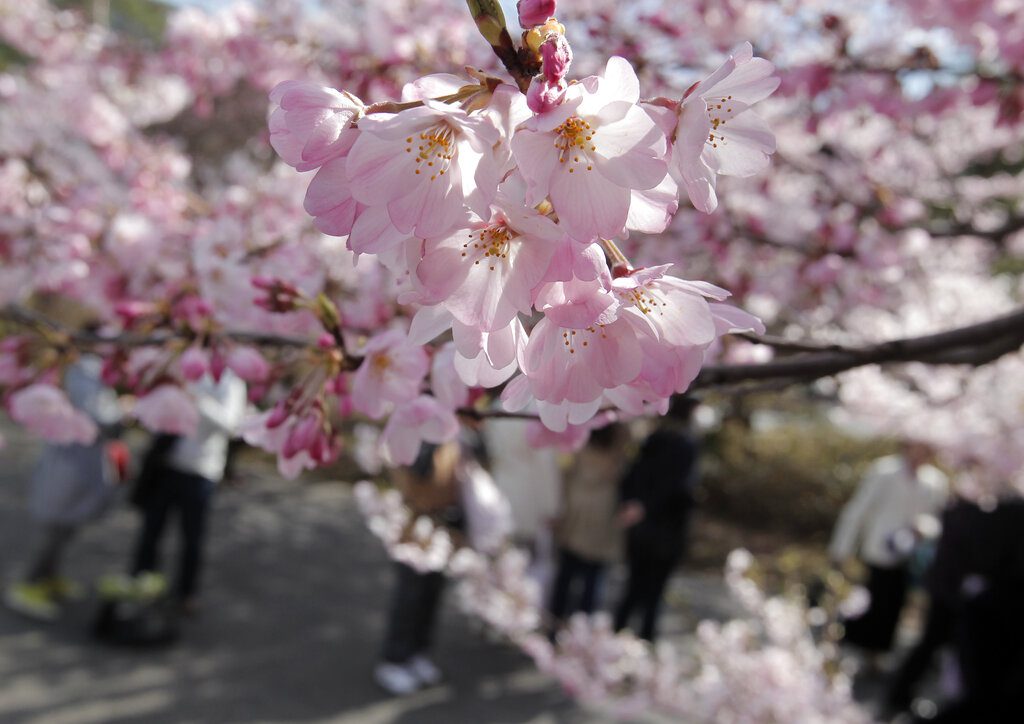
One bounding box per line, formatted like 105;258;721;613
843;563;909;652
132;469;214;600
550;548;606;621
887;600;954;709
27;523;77;582
382;562;445;664
614;546;677;641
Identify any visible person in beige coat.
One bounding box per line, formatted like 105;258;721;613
548;424;626;624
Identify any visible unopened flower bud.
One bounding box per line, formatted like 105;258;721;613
266;401;290;429
527;77;567;114
226;345;271;383
179;345;208;382
518;0;556;28
283;412;321;459
541;34;572;83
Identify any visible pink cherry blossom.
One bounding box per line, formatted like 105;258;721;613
302;154;362;237
664;42;780;213
379;395;460;466
346;101;501;238
133;385;200;436
349;329;430;419
416;181;562;332
269;80;364;172
8;384;98;445
512;57;668;241
611;266;719;347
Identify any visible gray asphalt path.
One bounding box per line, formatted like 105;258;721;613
0;424;716;724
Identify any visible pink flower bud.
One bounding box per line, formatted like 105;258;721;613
209;349;226;382
282;412;320;459
518;0;556;28
540;34;572;83
179;346;208;382
266;401;290;429
527;77;567;114
317;332;336;349
226;345;271;383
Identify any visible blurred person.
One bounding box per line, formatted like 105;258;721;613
886;491;1024;722
375;436;509;695
548;423;625;624
130;372;246;614
614;400;700;642
482;416;561;586
4;355;122;621
829;441;948;657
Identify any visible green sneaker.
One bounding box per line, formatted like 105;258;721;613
133;572;168;601
44;576;84;601
4;582;60;622
96;573;135;601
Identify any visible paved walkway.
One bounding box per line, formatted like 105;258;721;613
0;425;732;724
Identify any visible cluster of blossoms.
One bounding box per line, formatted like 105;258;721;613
265;0;777;455
1;0;1020;487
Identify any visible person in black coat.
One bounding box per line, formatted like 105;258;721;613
886;492;1024;722
613;400;700;641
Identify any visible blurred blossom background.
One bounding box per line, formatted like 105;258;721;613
0;0;1021;722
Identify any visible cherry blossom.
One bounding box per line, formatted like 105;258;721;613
132;385;200;437
512;57;669;241
8;384;98;445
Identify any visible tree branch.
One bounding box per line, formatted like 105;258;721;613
695;307;1024;389
5;304;1023;403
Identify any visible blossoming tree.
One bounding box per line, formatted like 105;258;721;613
1;0;1022;719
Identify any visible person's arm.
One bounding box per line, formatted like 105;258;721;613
828;465;885;562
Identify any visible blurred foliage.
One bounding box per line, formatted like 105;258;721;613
698;406;897;540
53;0;170;40
0;41;29;70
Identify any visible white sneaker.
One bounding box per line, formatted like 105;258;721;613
374;662;420;696
408;654;442;686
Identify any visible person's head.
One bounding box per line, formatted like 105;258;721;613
901;439;933;470
588;422;624;450
667;396;699;425
410;441;460;485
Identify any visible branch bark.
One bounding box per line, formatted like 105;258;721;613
695;307;1024;389
4;303;1023;399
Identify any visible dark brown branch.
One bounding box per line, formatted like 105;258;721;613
695;307;1024;389
2;305;313;349
5;304;1023;404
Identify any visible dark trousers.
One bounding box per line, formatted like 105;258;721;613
549;548;606;621
27;523;77;582
132;469;214;600
382;562;445;664
843;563;909;652
887;600;954;709
614;546;677;641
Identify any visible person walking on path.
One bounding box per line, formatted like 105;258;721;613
829;441;948;657
130;372;246;614
375;431;511;696
4;355;122;621
614;402;700;642
548;423;624;625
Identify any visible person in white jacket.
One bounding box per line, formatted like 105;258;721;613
131;373;246;612
829;441;949;654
